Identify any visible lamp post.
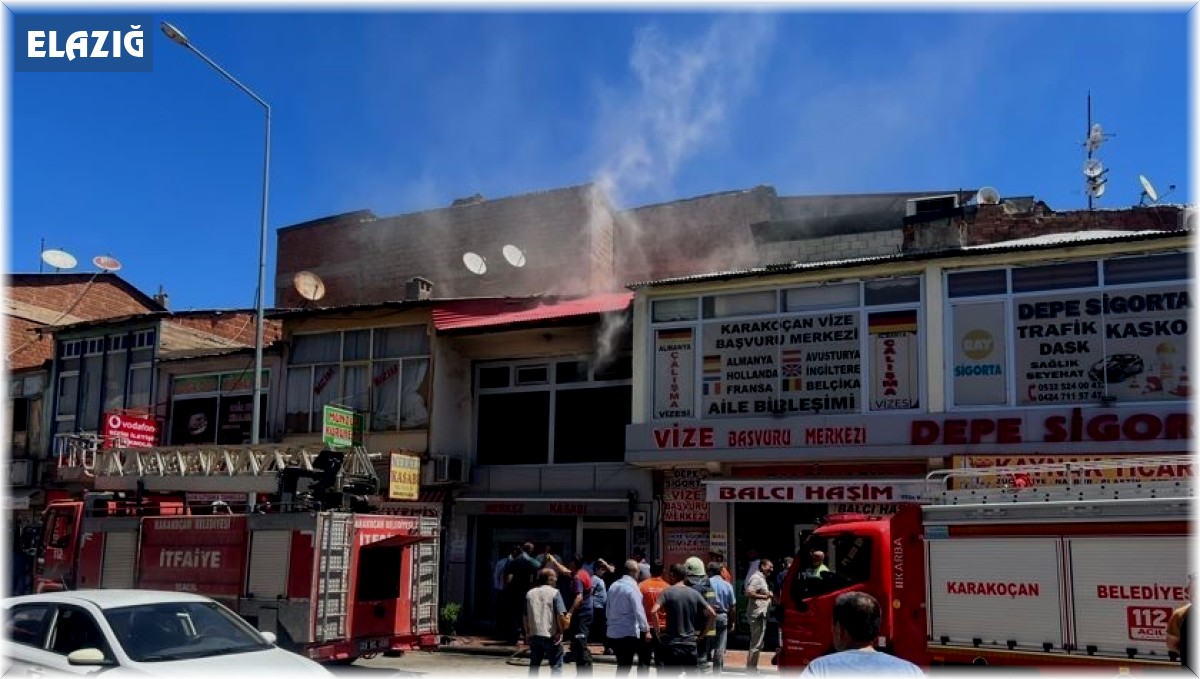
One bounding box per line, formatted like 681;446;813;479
162;21;271;445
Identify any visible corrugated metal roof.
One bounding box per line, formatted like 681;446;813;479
432;292;633;332
628;228;1188;289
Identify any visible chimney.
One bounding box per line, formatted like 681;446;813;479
153;285;170;310
405;277;434;301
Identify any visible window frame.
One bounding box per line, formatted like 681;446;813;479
473;353;633;465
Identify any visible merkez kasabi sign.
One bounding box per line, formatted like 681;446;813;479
322;405;363;448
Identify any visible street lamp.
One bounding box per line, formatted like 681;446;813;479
161;21;271;445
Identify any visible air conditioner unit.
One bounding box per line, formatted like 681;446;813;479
905;194;960;217
8;459;33;487
432;455;469;484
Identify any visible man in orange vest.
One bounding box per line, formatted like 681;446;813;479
638;562;669;674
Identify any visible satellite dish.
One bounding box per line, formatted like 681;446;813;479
1082;158;1104;178
462;252;487;275
1086;181;1107;199
293;270;326;302
92;255;122;272
1086;123;1106;153
41;248;77;271
502;244;527;268
976;187;1001;205
1139;174;1159;203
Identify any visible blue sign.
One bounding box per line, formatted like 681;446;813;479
15;15;153;72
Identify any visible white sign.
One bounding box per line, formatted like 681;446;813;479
655;329;695;419
705;479;926;504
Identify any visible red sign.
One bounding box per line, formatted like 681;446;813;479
102;412;159;448
1127;606;1172;641
912;408;1191;446
137;516;247;597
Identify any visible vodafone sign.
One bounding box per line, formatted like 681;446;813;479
102;412;159;448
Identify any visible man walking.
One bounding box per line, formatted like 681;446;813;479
744;558;774;673
639;562;669;675
707;561;735;672
684;557;716;673
799;592;924;677
592;560;611;654
652;563;716;676
525;568;570;676
505;543;540;644
606;559;650;677
549;555;595;674
493;547;512;632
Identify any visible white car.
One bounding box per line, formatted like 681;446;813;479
2;589;332;676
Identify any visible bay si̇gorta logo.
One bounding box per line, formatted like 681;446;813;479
15;15;153;72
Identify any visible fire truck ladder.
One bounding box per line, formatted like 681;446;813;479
87;445;382;494
922;454;1193;524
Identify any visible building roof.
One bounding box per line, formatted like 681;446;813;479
432;292;633;332
757;190;979;241
7;272;164;312
629;228;1188;289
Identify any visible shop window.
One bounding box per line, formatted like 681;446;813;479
947;269;1007;298
1011;261;1098;292
291;333;340;364
343;330;370;361
556;360;589;384
477;392;550;465
864;277;921;305
127;366;152;410
515;365;549;386
479;366;510;389
782;282;859;312
80;355;103;431
653;298;698;323
103;351;128;413
703;290;777;319
553;386;631;463
1104;253;1191;284
57;373;79;420
594;354;633;381
373;326;428;359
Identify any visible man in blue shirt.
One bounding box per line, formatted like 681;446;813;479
706;561;736;672
799;592;924;677
606;559;650;677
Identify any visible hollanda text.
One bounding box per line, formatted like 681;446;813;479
27;26;144;60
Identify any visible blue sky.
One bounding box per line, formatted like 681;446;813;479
10;9;1191;310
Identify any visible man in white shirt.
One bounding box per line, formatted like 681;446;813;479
744;558;774;673
606;559;650;677
526;568;570;675
800;592;924;677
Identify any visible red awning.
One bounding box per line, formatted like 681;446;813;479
432;292;633;332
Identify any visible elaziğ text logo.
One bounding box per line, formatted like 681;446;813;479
15;15;153;72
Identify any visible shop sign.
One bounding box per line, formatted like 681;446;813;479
377;502;440;518
950;454;1193;489
388;453;421;501
654;328;695;419
102;412;158;448
911;408;1191;446
828;503;900;516
952;301;1008;406
868;310;920;410
663;469;708;522
708;530;728;556
706;479;926;503
663;527;708;568
322;405;363;448
1014;286;1190;406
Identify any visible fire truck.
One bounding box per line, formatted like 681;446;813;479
35;444;441;664
777;455;1192;670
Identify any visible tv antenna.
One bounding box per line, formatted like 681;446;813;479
293;270;327;304
462;252;487;275
40;247;78;272
92;254;122;272
502;244;527;268
1082;93;1114;210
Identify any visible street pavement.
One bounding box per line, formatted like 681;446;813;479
335;636;781;677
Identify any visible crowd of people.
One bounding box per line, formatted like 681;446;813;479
493;541;925;676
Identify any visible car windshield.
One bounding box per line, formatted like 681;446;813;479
102;601;271;663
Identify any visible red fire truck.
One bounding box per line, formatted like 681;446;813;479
777;455;1192;671
36;445;441;664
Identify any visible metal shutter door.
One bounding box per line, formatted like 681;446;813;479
100;532;137;589
927;537;1065;650
1068;537;1188;658
247;530;291;599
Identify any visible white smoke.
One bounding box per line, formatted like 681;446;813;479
592;14;778;206
589;14;777;367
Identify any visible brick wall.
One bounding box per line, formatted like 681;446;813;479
903;203;1188;250
274;185;613;308
169;313;282;346
7;276;158;320
758;229;904;266
7;317;51;370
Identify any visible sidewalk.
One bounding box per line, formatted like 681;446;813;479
438;635;779;674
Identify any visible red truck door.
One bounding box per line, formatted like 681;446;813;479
137;514;249;604
35;502;83;592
